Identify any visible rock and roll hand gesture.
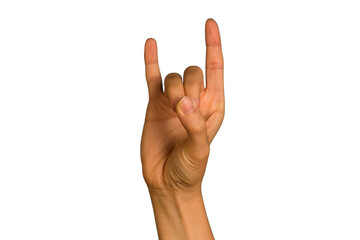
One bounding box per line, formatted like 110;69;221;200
141;18;224;195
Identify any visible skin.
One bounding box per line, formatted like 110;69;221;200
141;18;224;239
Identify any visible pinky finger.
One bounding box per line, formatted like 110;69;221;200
144;38;163;99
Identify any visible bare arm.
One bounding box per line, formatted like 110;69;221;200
149;189;213;240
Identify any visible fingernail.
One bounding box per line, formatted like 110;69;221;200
179;96;197;115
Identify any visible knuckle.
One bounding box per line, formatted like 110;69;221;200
201;145;210;159
142;167;152;185
165;72;182;80
192;119;206;133
206;61;224;69
146;76;161;84
184;65;203;76
187;143;210;162
183;141;210;167
186;80;201;89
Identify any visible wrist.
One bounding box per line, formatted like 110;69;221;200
148;185;202;198
148;186;214;240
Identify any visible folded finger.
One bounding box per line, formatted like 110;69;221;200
183;66;204;107
164;73;185;111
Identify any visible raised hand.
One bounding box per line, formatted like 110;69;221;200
141;18;224;194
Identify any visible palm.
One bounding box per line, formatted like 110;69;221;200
141;19;224;191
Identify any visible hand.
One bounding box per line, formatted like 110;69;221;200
141;18;224;194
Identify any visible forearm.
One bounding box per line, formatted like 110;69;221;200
149;188;214;240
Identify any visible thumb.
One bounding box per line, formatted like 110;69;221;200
175;96;209;160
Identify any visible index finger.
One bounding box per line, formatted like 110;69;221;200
205;19;224;91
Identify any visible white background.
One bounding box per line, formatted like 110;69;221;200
1;0;359;239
